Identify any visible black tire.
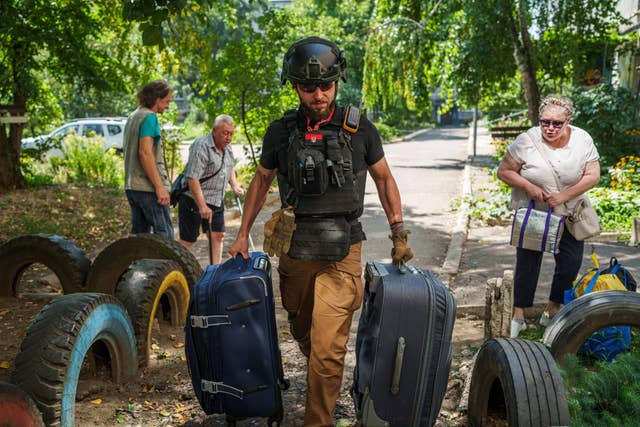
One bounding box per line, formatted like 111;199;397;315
468;338;570;427
543;290;640;365
0;234;90;296
11;293;137;427
0;381;45;427
85;233;203;294
115;259;190;367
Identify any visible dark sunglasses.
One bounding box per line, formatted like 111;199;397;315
298;82;335;93
539;119;566;129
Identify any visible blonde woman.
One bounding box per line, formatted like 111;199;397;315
497;94;601;337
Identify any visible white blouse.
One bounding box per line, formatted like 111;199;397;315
506;125;599;215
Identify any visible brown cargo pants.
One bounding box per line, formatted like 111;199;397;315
278;242;364;427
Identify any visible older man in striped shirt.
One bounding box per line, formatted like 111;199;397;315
177;114;243;263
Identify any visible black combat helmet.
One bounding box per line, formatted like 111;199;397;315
281;37;347;85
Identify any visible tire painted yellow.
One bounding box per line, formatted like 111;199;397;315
115;259;190;367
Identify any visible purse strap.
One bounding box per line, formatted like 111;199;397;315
181;148;225;186
525;129;564;192
525;129;580;215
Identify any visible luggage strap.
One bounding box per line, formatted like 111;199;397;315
190;315;231;328
201;380;244;399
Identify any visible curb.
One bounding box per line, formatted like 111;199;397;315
440;129;474;281
390;128;434;144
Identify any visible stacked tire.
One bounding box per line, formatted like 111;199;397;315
2;233;201;425
11;293;138;427
86;234;198;367
115;259;190;367
0;234;90;296
85;233;202;293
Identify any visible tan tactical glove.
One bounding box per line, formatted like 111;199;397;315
263;207;296;257
390;229;413;266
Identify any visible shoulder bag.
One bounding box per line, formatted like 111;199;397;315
170;151;225;207
526;129;601;241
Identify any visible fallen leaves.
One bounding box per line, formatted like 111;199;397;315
0;361;10;369
0;185;130;253
90;398;102;405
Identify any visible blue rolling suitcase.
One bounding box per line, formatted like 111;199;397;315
184;252;287;425
352;262;457;427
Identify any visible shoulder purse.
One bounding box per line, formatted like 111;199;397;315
526;129;601;241
564;197;601;241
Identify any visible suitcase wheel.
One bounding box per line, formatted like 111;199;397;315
268;416;281;427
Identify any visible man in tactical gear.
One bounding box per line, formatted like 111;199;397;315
229;36;412;426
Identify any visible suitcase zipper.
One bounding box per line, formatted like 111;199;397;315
411;272;437;427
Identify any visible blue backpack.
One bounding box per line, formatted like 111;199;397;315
565;261;631;362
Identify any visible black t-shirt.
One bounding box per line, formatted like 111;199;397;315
260;105;385;243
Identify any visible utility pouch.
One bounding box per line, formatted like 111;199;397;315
293;148;328;196
288;216;351;261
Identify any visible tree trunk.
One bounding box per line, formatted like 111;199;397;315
0;93;26;193
508;0;540;125
0;44;27;193
240;89;258;167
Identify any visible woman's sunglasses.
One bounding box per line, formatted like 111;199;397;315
540;119;566;129
297;82;335;93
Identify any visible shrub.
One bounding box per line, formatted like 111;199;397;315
20;153;54;187
374;122;399;143
570;84;640;170
588;187;640;233
562;352;640;427
609;155;640;192
162;123;184;181
59;135;124;189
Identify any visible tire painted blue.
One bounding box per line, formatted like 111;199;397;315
60;303;137;427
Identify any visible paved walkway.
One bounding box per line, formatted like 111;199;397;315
189;123;640;314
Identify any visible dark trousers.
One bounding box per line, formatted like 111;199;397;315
514;230;584;307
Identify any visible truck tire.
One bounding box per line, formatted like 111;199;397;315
85;233;202;294
0;234;90;296
0;381;45;427
468;338;570;427
11;293;137;427
115;259;190;367
543;290;640;364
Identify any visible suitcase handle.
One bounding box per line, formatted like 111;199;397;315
391;336;406;395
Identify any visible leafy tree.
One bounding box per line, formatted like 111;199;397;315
363;0;447;120
0;0;148;191
365;0;627;124
570;84;640;169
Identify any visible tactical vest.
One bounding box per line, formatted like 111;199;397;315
277;106;367;261
278;106;367;218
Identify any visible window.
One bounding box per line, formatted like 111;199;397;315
83;124;104;137
51;125;79;138
107;124;123;136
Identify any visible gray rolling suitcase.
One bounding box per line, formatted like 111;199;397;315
352;261;456;426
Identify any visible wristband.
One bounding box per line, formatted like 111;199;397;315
390;221;404;237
